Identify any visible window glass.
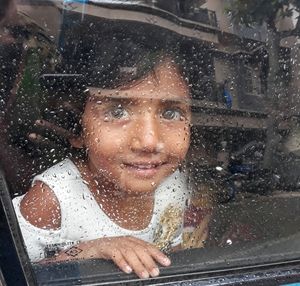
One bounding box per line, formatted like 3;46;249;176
1;0;300;284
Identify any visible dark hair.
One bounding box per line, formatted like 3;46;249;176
45;46;189;133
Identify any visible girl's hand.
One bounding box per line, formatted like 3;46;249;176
27;100;81;149
45;236;171;279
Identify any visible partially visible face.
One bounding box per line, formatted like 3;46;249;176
80;58;191;194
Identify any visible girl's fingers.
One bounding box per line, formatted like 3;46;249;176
94;237;171;278
121;248;150;279
110;249;133;274
133;246;160;277
146;245;171;267
34;119;74;139
127;236;171;267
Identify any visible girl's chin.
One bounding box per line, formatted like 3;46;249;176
120;182;159;195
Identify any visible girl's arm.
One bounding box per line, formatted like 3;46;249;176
19;183;171;279
42;236;171;279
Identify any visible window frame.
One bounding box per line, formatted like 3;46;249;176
2;1;300;285
0;169;37;286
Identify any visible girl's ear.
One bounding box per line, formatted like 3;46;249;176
69;136;84;149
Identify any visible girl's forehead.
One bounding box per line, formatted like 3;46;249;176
88;60;190;103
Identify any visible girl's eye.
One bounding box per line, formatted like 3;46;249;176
107;105;129;120
161;108;183;120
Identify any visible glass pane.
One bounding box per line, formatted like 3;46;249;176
1;0;300;284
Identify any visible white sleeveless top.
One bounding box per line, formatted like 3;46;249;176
13;159;188;262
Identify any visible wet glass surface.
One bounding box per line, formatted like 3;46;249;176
2;0;300;284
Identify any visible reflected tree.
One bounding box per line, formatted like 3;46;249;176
228;0;300;168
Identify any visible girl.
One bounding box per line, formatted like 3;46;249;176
12;50;192;279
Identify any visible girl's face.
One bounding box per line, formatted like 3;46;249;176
80;58;191;194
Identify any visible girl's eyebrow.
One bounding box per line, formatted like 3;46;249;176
160;98;191;106
90;95;133;105
90;88;191;105
92;96;191;106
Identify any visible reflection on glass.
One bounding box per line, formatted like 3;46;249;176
1;0;300;283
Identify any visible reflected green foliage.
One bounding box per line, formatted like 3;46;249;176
7;15;59;150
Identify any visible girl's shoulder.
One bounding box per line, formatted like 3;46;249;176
33;158;81;190
34;158;80;181
15;159;87;230
18;180;61;230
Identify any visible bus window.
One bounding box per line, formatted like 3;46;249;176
1;0;300;285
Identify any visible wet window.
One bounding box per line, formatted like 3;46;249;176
1;0;300;284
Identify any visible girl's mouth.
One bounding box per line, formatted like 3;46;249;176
122;162;167;178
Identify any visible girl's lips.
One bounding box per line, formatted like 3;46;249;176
123;162;166;178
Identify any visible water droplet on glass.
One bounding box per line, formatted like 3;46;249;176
226;239;232;245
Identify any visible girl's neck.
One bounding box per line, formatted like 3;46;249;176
74;159;155;230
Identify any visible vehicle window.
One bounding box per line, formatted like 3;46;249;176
2;0;300;284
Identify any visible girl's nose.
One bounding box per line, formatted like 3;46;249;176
130;113;162;153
